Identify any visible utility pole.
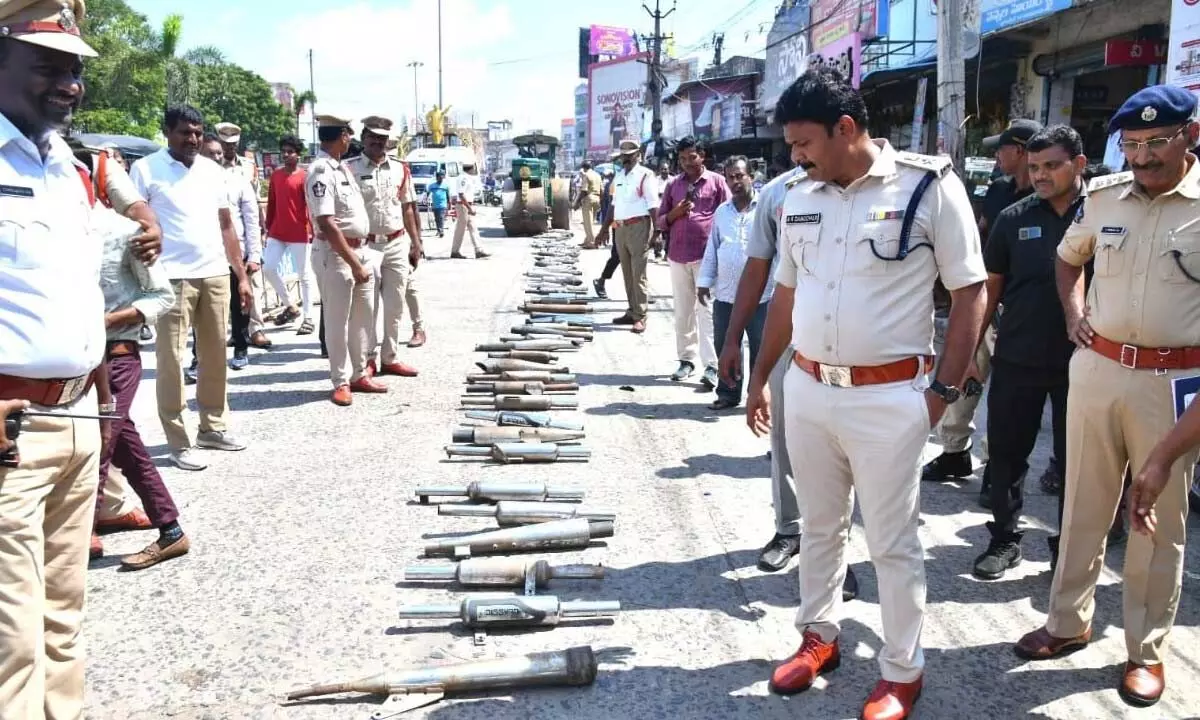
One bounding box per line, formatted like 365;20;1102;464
407;60;424;132
642;0;675;160
307;49;318;149
437;0;444;109
712;33;724;68
935;0;966;172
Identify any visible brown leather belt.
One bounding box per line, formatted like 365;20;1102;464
612;216;649;228
1090;334;1200;371
793;352;931;388
368;230;404;243
0;372;94;407
106;340;140;358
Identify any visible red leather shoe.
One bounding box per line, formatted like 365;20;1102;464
95;508;153;534
331;385;353;406
379;361;419;377
90;533;103;559
350;377;389;393
769;630;841;695
365;358;378;378
860;677;923;720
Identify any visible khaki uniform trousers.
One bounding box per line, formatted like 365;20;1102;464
579;194;597;245
156;276;231;452
1047;349;1197;664
768;348;802;535
668;259;716;368
96;467;138;519
614;216;652;321
246;268;266;335
405;264;423;331
368;234;412;365
451;208;482;256
784;365;928;683
933;315;995;456
315;241;377;387
0;391;100;720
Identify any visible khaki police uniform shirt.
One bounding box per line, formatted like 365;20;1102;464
1058;159;1200;348
345;154;416;236
225;154;259;195
774;140;987;367
304;150;369;240
580;169;602;197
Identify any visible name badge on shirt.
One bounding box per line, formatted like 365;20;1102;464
1017;226;1043;240
0;184;34;198
865;209;903;221
359;175;373;181
1100;226;1126;234
785;213;821;225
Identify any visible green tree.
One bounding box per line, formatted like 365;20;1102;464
292;89;317;138
191;63;297;150
75;0;167;137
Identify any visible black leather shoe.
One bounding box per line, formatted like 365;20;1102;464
757;533;801;572
921;450;973;482
973;538;1022;580
843;566;859;601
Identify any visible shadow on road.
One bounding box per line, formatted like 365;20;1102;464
656;453;769;481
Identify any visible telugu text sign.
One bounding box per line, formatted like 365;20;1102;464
980;0;1072;35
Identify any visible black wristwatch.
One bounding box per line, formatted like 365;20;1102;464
928;380;961;404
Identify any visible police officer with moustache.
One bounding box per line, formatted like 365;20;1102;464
968;125;1088;581
306;114;387;406
1015;85;1200;709
347;116;421;379
747;67;986;720
0;1;158;715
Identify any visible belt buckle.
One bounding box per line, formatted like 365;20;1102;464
818;363;853;388
1119;344;1138;369
58;375;87;406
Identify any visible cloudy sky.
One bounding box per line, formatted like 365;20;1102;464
127;0;780;137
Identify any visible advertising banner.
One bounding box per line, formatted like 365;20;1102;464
810;32;863;87
763;0;810;114
589;25;637;57
588;53;649;153
810;0;888;52
688;77;757;141
1168;0;1200;101
980;0;1072;35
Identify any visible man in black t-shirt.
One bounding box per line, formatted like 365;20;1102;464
979;119;1042;238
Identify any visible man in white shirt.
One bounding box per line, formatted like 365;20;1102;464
451;163;488;259
130;105;252;471
602;140;660;333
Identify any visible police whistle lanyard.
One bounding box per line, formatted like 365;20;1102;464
868;170;937;262
1169;216;1200;284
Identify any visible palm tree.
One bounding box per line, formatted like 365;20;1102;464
293;89;317;138
160;14;189;106
183;45;227;67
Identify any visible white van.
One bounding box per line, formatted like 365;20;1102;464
405;145;479;207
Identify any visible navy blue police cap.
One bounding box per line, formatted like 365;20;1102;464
1108;85;1197;134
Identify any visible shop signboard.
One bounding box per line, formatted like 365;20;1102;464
1104;39;1168;66
911;76;929;152
687;76;757;142
810;0;888;51
587;53;649;154
589;25;637;58
763;0;811;114
811;31;863;87
980;0;1073;35
1167;0;1200;101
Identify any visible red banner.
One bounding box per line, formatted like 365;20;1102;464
1104;39;1167;66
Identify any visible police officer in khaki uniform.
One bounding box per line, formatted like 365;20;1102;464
347;116;421;378
385;135;427;347
746;68;986;720
1015;85;1200;709
306;114;387;406
576;160;602;248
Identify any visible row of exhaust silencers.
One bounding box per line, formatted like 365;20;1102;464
443;442;590;463
451;426;584;445
525;273;581;284
525;286;586;295
484;350;561;362
527;315;594;327
519;303;593;315
476;339;581;352
403;557;604;592
439;500;612;527
285;646;598;706
459;395;578;411
423;517;613;557
466;371;574;383
499;333;581;344
416;479;584;504
463;381;579;395
529;267;579;276
462;410;584;431
476;359;569;373
526;268;582;277
522;297;592;307
512;323;593;336
397;595;620;631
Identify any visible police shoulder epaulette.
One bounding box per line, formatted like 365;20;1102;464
309;160;328;173
894;151;952;177
1087;171;1134;193
784;171;808;189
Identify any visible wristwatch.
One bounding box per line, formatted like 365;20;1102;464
928;380;962;404
99;402;117;415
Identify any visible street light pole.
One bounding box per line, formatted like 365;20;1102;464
407;60;424;132
437;0;444;109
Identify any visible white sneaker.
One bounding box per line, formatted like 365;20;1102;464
170;448;208;471
196;430;247;452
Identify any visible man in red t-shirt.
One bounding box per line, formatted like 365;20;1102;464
264;135;317;334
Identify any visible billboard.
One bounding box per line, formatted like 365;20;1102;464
1168;0;1200;101
688;77;757;141
589;25;636;57
588;53;649;154
763;0;811;114
810;0;888;52
270;82;295;110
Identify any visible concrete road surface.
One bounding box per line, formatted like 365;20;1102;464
84;207;1200;720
